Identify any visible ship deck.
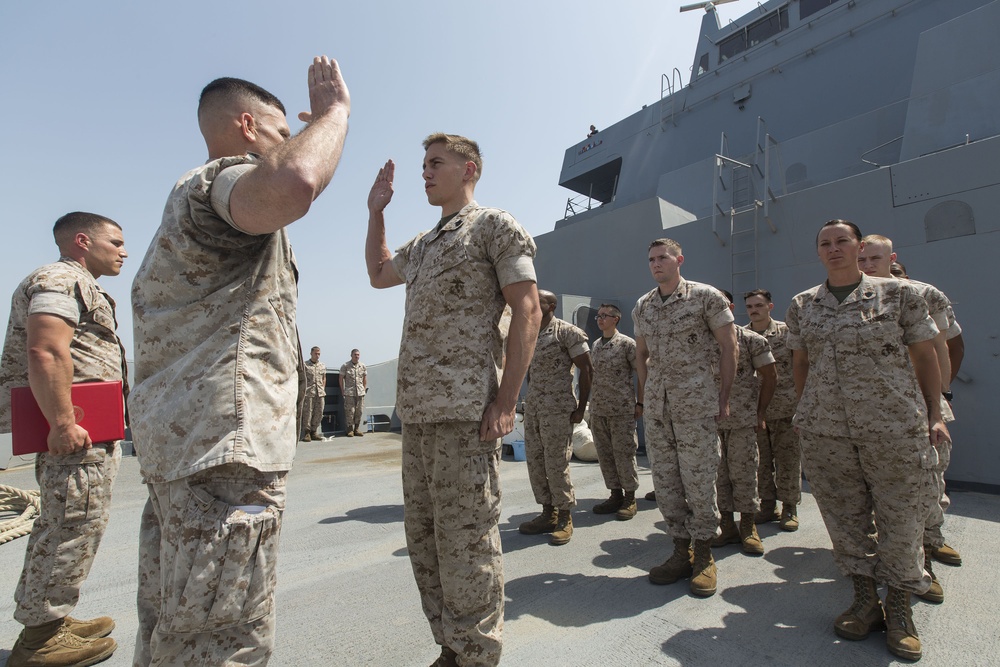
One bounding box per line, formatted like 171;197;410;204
1;432;997;666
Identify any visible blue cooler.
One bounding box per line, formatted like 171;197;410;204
511;440;526;461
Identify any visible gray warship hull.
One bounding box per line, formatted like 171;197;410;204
535;0;1000;490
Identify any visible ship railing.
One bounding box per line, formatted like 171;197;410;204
660;68;684;128
861;135;904;167
564;176;618;219
564;193;602;219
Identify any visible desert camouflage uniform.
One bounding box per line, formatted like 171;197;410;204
786;274;938;593
392;201;536;666
131;156;299;665
589;332;639;492
717;328;773;513
301;358;326;437
750;318;802;507
0;258;125;627
909;280;959;549
524;318;589;510
340;360;367;432
632;279;733;541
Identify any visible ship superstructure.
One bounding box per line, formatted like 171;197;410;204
536;0;1000;488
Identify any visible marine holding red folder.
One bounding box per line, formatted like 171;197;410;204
0;211;129;666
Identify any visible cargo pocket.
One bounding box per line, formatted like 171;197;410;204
161;484;280;634
41;447;108;525
456;436;501;524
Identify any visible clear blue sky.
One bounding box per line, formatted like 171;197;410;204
0;1;740;366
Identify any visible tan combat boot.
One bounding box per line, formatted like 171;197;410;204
9;620;117;667
834;575;885;640
690;539;717;597
354;430;364;437
754;499;780;524
932;543;962;566
63;616;115;639
885;586;922;661
593;489;624;514
711;512;740;547
739;513;764;555
301;433;312;442
649;538;693;585
915;548;944;604
550;509;573;545
518;505;557;535
345;431;354;437
549;510;573;546
616;490;637;520
779;503;799;531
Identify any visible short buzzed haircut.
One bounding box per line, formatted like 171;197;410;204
720;290;734;304
351;348;360;355
649;238;682;255
198;77;286;120
743;289;772;303
890;261;908;278
598;303;621;318
53;211;120;248
861;234;893;251
311;346;320;352
423;133;483;182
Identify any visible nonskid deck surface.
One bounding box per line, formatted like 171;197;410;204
1;432;996;666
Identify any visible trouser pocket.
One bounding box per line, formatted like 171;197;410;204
161;483;280;634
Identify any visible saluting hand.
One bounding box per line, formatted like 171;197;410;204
298;55;350;123
368;159;395;213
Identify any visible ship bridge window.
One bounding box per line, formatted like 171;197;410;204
719;7;789;62
697;53;709;77
800;0;841;20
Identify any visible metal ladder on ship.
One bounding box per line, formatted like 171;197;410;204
711;117;785;296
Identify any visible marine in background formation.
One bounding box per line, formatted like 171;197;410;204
519;290;592;546
588;303;641;521
787;220;948;661
712;290;775;557
301;346;326;442
634;238;737;598
339;348;367;437
744;289;802;532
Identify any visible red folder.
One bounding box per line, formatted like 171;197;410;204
11;381;125;455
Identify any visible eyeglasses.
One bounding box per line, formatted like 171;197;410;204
595;314;618;320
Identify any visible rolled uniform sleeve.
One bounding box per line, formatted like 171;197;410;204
28;293;81;325
706;304;735;331
209;163;257;231
899;284;939;346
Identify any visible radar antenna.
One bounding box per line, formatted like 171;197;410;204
679;0;739;13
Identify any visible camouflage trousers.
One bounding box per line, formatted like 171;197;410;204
799;431;934;594
717;427;760;513
401;422;503;667
134;463;286;667
300;395;325;437
646;413;721;542
523;404;575;510
924;438;952;549
591;414;639;492
756;416;802;505
14;443;120;627
344;394;365;431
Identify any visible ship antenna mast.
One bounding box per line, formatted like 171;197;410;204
679;0;739;13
